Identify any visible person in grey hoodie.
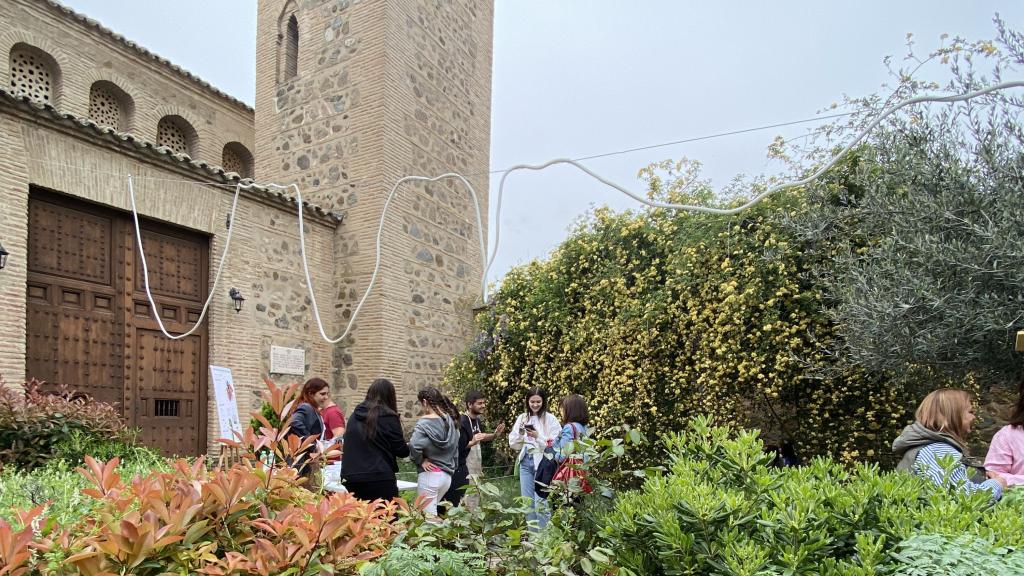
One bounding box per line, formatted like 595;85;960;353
891;388;1005;501
409;386;460;516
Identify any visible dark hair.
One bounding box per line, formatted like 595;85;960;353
418;386;460;420
1010;377;1024;428
525;387;548;417
559;394;589;426
464;389;485;407
300;377;330;406
364;378;398;440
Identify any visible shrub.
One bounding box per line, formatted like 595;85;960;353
0;443;167;526
359;546;488;576
891;533;1024;576
396;427;636;575
0;379;129;470
600;417;1024;575
0;378;406;575
6;456;402;575
444;180;917;466
51;428;163;465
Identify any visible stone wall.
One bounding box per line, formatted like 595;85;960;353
0;0;254;172
255;0;492;416
0;102;337;456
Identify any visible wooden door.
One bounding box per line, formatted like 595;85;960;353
25;190;208;456
126;225;208;456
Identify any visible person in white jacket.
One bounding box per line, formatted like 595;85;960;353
508;387;561;529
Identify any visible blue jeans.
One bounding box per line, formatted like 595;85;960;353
519;453;549;529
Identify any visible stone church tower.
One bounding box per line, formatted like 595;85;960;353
254;0;493;418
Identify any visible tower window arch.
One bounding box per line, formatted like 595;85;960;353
156;115;197;157
88;81;133;131
221;142;254;178
278;4;299;83
9;43;61;106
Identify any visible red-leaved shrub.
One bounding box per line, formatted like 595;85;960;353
0;378;127;470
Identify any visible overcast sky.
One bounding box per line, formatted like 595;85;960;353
59;1;1024;285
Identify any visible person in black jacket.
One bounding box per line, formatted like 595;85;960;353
341;378;410;500
442;390;505;510
288;377;331;480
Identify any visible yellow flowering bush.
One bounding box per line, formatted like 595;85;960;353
446;163;928;467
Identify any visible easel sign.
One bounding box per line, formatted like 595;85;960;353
210;365;243;442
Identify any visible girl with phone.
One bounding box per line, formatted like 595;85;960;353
508;387;561;528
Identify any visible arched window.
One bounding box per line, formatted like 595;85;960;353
221;142;254;178
278;6;299;83
8;43;60;105
88;81;133;131
156;115;197;157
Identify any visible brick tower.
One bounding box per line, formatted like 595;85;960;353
254;0;493;418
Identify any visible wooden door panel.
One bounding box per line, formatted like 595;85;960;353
131;328;202;456
28;199;112;284
25;196;125;410
56;305;123;406
134;230;205;300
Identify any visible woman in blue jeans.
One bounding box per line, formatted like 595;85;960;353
508;388;560;529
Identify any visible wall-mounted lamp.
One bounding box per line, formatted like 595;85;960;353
0;242;8;270
229;287;245;313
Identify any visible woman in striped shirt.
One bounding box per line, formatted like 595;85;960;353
891;389;1006;501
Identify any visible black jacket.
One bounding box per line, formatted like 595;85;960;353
287;403;324;476
341;401;410;483
456;414;477;466
289;403;324;440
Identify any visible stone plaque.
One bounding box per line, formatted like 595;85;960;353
270;345;305;375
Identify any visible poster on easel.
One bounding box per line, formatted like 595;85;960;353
210;365;242;442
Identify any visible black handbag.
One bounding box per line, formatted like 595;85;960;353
534;449;558;499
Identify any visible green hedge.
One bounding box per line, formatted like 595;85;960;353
601;417;1024;576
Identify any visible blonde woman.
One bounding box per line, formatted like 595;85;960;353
891;388;1005;500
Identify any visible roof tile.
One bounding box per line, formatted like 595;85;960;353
0;87;342;225
43;0;254;112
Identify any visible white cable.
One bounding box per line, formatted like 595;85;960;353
128;80;1020;344
128;175;242;340
482;80;1024;282
238;174;487;344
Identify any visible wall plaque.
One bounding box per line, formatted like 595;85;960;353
270;345;306;375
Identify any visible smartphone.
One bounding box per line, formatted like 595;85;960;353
524;424;536;431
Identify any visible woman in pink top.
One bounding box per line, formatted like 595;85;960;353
985;380;1024;486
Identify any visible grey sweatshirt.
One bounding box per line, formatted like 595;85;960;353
409;414;459;475
891;422;967;472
